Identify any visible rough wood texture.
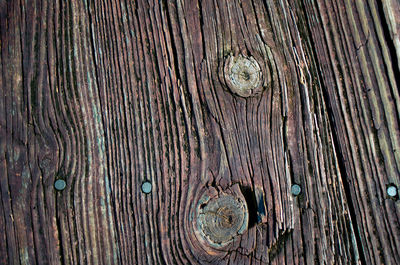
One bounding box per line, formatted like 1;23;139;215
0;0;398;264
298;0;400;264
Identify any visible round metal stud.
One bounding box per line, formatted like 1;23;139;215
291;184;301;196
387;185;397;198
141;181;152;194
54;179;66;191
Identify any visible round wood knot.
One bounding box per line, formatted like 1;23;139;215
223;54;263;97
197;194;248;247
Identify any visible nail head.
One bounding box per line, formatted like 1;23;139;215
141;181;152;194
387;185;397;197
291;184;301;196
54;179;66;191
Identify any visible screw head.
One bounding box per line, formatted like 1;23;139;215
291;184;301;196
54;179;66;191
141;181;152;194
387;185;397;197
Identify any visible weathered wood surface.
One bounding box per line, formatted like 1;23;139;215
0;0;399;264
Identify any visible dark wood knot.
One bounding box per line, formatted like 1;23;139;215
223;54;264;97
196;193;248;247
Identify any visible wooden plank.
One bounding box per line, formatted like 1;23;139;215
0;0;398;264
296;0;400;264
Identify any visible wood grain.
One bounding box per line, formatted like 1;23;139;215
296;0;400;263
0;0;398;264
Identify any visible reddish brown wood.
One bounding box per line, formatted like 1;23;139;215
0;0;399;264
